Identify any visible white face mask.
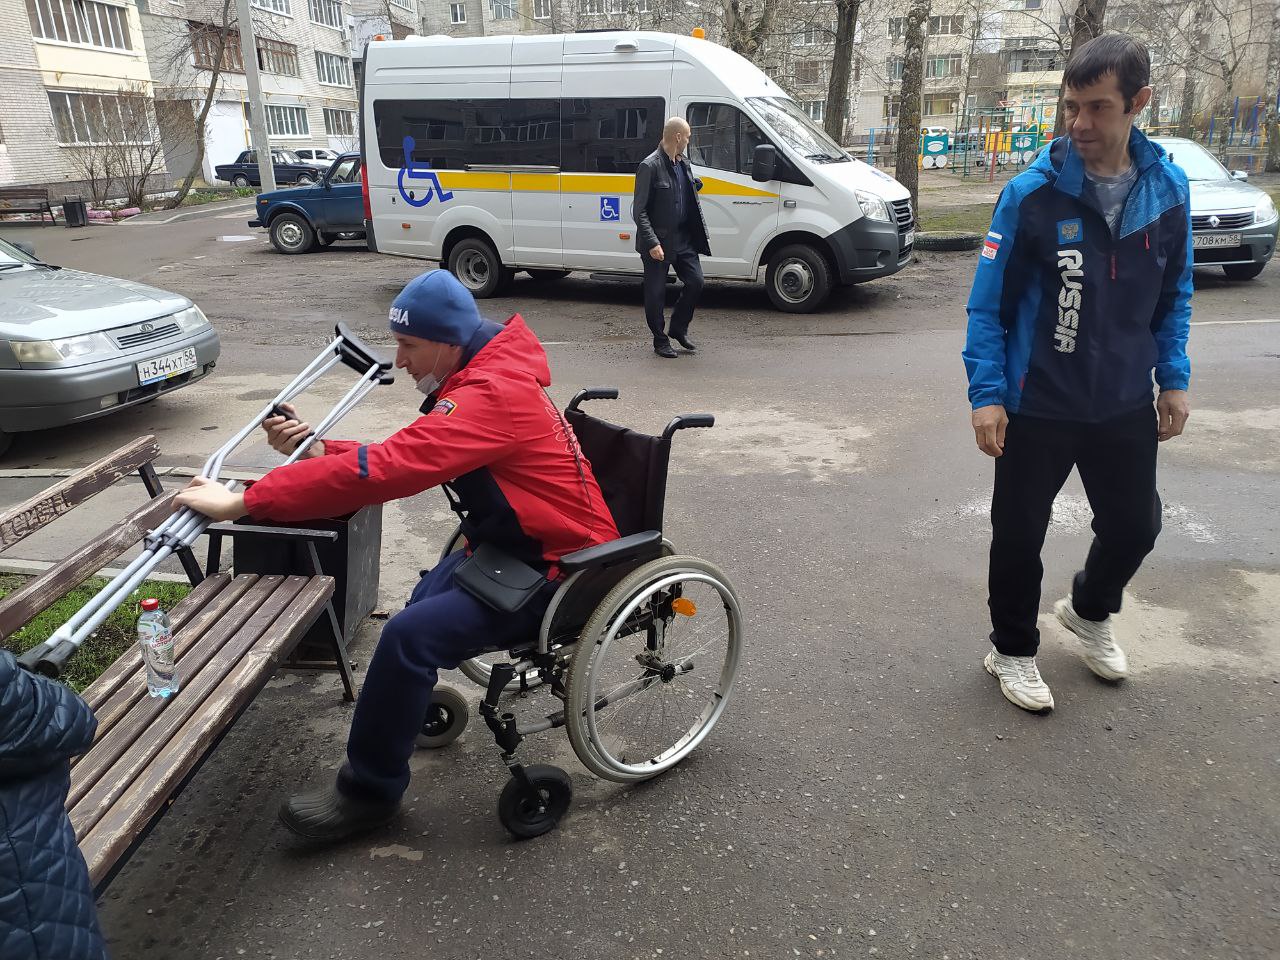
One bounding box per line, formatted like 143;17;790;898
413;343;447;397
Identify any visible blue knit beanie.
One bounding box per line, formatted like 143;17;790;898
388;270;483;346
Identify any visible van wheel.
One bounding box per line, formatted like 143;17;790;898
448;237;513;297
270;212;316;254
765;244;832;313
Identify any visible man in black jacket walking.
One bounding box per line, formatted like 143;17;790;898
632;117;712;359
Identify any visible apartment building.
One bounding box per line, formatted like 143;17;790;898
1;0;158;191
141;0;420;186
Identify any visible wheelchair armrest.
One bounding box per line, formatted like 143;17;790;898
559;530;664;573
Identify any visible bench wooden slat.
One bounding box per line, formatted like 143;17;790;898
0;436;160;552
0;491;177;642
67;575;295;814
75;574;256;755
76;576;336;885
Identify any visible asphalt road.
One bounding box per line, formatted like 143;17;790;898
1;209;1277;960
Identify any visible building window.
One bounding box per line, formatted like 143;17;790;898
1007;52;1060;72
796;61;821;85
1024;0;1042;8
251;0;290;14
266;103;309;136
637;0;650;11
888;16;903;39
449;2;465;22
925;53;962;78
308;0;343;29
883;95;900;120
533;0;551;18
584;0;603;14
47;91;152;145
923;93;958;116
887;56;904;81
315;50;352;86
928;15;963;35
26;0;133;51
802;100;825;123
189;22;244;72
389;0;413;9
257;37;298;76
489;0;515;19
606;0;622;13
795;24;823;46
324;107;355;136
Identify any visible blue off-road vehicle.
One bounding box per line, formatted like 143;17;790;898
249;153;366;254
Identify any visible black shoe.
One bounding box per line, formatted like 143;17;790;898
279;785;399;843
672;334;697;352
654;343;678;359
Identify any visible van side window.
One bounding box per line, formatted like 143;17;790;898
687;103;770;177
562;97;664;173
374;99;559;169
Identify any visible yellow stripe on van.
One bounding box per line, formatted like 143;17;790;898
424;171;778;199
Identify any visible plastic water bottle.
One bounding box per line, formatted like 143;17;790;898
137;598;179;698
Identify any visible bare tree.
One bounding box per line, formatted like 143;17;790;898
1052;0;1108;136
894;0;930;213
722;0;778;58
112;83;169;208
1265;0;1280;170
824;0;862;143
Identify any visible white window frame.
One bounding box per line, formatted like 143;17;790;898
802;100;825;123
308;0;343;29
488;0;515;19
315;50;352;87
27;0;134;52
533;0;551;18
47;90;154;146
795;24;822;46
449;2;466;23
389;0;413;9
251;0;290;14
584;0;603;15
266;103;310;137
323;107;355;137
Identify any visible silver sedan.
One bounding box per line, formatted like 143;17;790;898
1153;137;1279;281
0;236;220;457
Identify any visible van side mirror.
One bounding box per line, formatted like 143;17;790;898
751;144;777;183
1230;169;1248;181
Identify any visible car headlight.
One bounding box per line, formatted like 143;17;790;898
10;332;116;366
855;190;892;222
173;305;210;333
1254;195;1278;225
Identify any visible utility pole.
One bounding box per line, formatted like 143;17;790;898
234;0;277;191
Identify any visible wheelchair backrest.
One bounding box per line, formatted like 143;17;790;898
566;407;670;537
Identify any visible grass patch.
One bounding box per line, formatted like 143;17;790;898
0;574;190;692
917;201;995;235
174;187;258;208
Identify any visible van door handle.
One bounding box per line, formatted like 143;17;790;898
783;200;797;209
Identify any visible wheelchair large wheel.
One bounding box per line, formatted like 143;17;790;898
565;556;743;783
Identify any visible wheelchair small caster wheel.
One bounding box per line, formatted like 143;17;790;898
498;765;573;839
416;685;469;749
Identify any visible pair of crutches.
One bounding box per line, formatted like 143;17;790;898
17;324;394;679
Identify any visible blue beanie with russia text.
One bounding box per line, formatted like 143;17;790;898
387;269;484;346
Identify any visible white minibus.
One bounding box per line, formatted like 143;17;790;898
360;31;915;313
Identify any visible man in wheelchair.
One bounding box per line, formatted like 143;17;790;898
175;270;620;842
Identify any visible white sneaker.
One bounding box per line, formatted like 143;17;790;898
1054;597;1129;680
984;649;1054;712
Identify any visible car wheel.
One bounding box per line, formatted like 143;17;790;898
1222;262;1265;281
296;173;316;185
447;237;514;298
765;244;832;313
231;174;251;188
270;212;316;254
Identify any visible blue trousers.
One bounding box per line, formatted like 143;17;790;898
336;550;556;804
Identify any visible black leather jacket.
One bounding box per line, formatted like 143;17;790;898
631;148;712;257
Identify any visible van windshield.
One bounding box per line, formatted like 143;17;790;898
746;97;849;163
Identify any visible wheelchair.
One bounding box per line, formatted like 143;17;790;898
415;388;744;839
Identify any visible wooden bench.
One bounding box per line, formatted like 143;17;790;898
0;436;353;890
0;186;57;225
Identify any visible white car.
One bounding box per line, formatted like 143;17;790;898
294;148;340;169
0;237;220;458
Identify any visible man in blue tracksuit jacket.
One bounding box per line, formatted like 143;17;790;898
963;35;1192;712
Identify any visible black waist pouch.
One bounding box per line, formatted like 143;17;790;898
454;543;548;613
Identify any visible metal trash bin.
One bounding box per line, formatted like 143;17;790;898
232;504;383;662
62;196;88;228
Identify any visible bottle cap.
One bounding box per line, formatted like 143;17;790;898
141;598;160;611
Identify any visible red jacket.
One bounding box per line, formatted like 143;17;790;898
243;316;619;569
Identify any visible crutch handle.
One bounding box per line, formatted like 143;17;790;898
335;323;395;385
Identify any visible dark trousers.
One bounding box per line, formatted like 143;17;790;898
337;549;555;804
642;234;704;346
988;406;1162;657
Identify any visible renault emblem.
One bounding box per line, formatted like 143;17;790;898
1208;215;1221;229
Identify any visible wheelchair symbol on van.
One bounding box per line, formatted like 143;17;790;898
599;196;620;222
397;136;454;207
